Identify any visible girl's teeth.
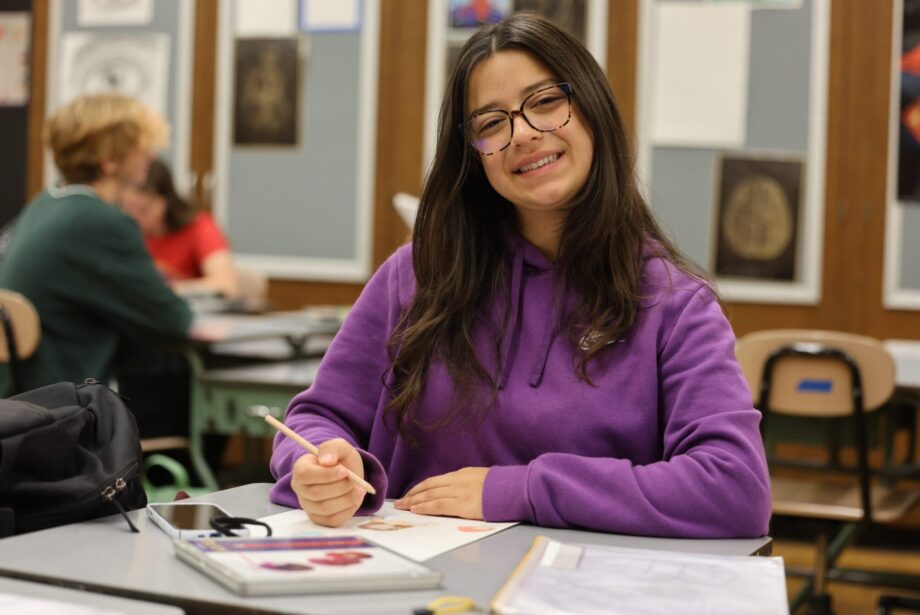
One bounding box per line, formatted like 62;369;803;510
518;153;560;173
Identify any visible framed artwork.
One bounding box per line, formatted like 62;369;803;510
232;38;299;146
714;155;803;282
896;0;920;202
884;0;920;308
513;0;586;42
59;33;169;114
448;0;511;29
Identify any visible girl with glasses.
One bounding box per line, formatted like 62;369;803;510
270;13;771;538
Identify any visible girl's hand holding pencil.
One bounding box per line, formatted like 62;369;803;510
265;415;374;528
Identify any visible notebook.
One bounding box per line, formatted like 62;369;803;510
491;536;788;615
174;535;442;596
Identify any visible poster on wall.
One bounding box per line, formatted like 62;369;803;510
449;0;510;29
0;13;31;106
233;38;300;146
513;0;586;42
897;0;920;202
713;155;803;282
77;0;154;27
58;33;169;115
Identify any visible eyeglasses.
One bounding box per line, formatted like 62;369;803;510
459;82;574;156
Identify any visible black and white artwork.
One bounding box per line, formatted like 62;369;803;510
59;33;169;114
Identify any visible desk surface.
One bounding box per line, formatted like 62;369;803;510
0;484;771;615
0;577;184;614
886;339;920;390
189;313;341;346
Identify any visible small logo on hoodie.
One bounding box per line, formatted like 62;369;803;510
578;331;626;351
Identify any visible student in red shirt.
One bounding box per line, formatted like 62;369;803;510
122;159;240;298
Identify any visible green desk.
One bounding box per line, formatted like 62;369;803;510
188;356;321;490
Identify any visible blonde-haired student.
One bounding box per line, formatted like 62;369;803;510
269;14;771;538
0;93;191;395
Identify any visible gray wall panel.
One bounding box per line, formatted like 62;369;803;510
746;0;811;152
648;148;717;268
901;206;920;289
226;34;360;260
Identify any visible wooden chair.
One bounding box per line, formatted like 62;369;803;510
0;289;40;395
736;330;920;615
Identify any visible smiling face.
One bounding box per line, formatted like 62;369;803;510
466;50;594;247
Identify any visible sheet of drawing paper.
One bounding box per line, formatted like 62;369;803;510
499;540;787;615
261;502;517;561
650;2;750;148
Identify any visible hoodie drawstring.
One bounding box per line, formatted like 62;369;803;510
498;249;525;390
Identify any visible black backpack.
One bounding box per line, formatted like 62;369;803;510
0;380;147;536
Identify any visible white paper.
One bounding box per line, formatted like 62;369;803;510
299;0;361;32
0;591;124;615
497;539;788;615
235;0;297;36
59;33;170;115
77;0;153;27
0;13;30;106
650;2;750;147
263;502;517;561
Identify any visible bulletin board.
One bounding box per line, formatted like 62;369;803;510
212;0;379;282
885;0;920;309
636;0;830;305
45;0;195;192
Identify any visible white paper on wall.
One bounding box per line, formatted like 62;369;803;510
77;0;154;27
58;32;170;115
650;2;751;148
299;0;362;32
235;0;298;36
0;13;31;106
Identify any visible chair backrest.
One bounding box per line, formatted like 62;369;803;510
0;289;41;395
0;289;40;363
735;329;895;417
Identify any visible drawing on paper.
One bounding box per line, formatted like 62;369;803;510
714;154;803;282
233;38;299;146
58;32;169;115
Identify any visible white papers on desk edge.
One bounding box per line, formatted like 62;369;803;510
0;591;124;615
261;502;517;561
491;536;788;615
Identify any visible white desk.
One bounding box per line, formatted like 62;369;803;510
0;484;771;615
0;577;184;614
886;339;920;390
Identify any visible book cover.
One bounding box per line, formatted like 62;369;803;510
174;535;442;596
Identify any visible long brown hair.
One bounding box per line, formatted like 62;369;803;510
141;159;198;232
386;13;709;438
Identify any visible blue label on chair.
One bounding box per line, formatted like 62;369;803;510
797;379;832;393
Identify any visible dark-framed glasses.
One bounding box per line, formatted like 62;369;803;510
459;82;574;156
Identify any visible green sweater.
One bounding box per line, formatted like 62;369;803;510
0;187;193;395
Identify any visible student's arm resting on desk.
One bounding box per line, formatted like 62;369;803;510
478;285;771;538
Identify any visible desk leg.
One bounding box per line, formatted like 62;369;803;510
187;351;220;492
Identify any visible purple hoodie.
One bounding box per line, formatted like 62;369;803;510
270;234;771;538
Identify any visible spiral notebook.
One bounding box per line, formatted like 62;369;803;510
174;535;442;596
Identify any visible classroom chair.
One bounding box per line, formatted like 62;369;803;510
735;330;920;615
0;288;40;395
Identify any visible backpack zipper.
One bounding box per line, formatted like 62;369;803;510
16;462;140;532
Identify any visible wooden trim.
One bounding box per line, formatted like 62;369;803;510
26;0;48;198
190;0;217;208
